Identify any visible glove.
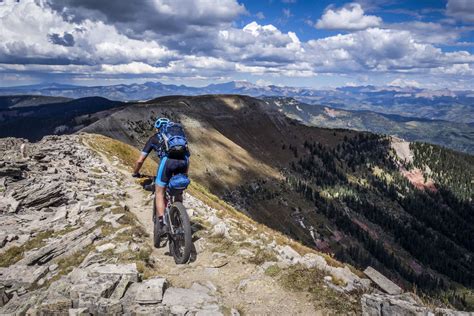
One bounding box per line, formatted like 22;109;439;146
132;172;141;178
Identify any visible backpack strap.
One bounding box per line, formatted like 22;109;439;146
160;132;170;152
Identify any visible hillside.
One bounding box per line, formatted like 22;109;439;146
3;133;454;315
0;95;71;109
83;94;474;310
0;96;124;141
263;97;474;154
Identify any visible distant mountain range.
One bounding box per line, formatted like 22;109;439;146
1;81;473;124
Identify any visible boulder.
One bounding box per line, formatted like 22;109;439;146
38;295;72;315
135;277;167;304
162;287;217;311
110;276;131;301
88;263;139;282
211;222;229;238
277;245;301;263
0;265;49;288
0;285;10;307
68;307;89;316
96;243;116;253
170;304;188;315
96;297;122;315
298;253;327;269
128;304;169;315
362;293;440;316
70;275;120;309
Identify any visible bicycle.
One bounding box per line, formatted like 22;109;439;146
142;175;193;264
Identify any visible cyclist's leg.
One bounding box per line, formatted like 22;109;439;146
155;185;166;218
155;157;170;220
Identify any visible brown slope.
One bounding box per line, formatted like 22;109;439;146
81;94;357;245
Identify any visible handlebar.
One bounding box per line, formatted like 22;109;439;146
135;175;156;192
144;183;155;192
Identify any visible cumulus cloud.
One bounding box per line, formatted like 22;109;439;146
316;3;382;30
48;0;246;37
386;22;463;45
389;78;421;88
0;1;173;66
306;27;474;73
218;22;305;66
0;0;473;88
48;32;75;47
446;0;474;23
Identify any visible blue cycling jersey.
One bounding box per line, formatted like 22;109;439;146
141;133;165;158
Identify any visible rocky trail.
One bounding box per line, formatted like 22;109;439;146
0;134;469;315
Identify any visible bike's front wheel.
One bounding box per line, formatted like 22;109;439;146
168;202;192;264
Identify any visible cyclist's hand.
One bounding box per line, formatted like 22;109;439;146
132;172;141;178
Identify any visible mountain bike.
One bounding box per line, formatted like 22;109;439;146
143;176;192;264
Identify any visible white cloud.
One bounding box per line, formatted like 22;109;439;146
386;21;463;45
150;0;246;25
0;0;173;66
431;63;474;76
446;0;474;23
255;11;265;19
316;3;382;30
389;78;421;88
307;28;452;72
0;1;473;88
256;79;273;86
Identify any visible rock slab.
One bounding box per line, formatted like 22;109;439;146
135;277;167;304
364;266;402;295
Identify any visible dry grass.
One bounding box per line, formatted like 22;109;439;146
81;133;157;175
248;248;278;265
265;264;282;277
279;264;361;314
0;230;60;267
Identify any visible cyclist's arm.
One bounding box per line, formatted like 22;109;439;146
133;136;154;175
133;153;147;175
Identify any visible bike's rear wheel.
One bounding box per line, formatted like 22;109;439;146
168;202;192;264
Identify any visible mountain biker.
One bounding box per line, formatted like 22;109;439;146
132;117;190;236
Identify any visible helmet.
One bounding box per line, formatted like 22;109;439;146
154;117;170;129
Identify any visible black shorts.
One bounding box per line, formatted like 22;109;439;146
155;157;189;187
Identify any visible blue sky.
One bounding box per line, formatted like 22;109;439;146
0;0;473;89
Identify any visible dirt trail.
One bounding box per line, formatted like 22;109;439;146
97;151;320;315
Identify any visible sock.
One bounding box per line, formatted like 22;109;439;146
158;216;164;225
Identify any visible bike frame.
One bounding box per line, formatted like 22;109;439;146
164;190;176;237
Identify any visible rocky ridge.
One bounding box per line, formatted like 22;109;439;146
0;134;469;315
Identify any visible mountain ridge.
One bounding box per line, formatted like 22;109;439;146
1;81;472;124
